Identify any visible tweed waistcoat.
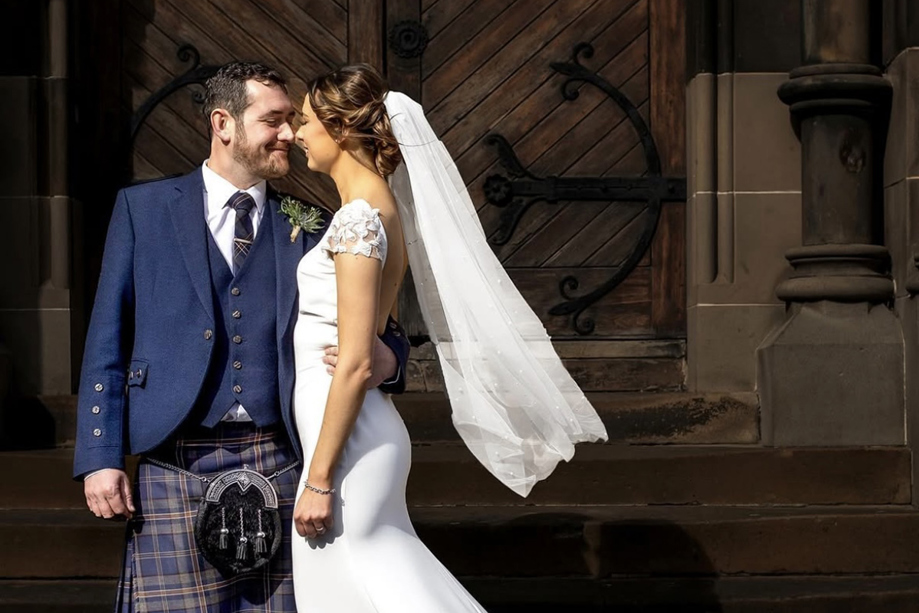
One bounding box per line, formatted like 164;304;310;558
197;211;281;427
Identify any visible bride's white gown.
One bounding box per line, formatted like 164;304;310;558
291;200;487;613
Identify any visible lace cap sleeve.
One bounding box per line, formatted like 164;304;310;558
321;199;387;262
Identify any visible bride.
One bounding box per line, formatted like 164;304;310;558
290;64;607;612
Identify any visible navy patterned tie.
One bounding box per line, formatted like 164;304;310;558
229;191;255;273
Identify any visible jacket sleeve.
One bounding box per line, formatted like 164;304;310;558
72;189;136;479
377;315;410;395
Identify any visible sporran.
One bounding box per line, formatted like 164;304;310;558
146;457;299;576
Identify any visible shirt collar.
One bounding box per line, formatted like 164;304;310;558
201;161;267;215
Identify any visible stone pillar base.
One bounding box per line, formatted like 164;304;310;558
757;301;904;446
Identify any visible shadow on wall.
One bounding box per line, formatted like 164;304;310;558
428;512;723;613
0;342;9;440
0;0;56;449
0;339;57;449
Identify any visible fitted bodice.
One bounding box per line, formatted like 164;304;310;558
293;200;388;371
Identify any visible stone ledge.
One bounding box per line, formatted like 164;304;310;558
5;574;919;613
0;443;908;510
5;506;919;580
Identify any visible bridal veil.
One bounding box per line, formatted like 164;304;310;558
384;91;608;497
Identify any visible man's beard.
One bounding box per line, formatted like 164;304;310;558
233;125;289;180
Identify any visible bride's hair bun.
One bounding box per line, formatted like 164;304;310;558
307;64;402;177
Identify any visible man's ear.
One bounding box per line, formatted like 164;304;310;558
211;109;234;144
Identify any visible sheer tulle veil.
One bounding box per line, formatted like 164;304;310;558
383;91;608;497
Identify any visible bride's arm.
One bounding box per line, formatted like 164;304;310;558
294;250;382;539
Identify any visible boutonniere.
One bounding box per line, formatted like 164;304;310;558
280;195;325;243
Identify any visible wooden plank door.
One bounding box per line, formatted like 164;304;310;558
118;0;685;392
124;0;386;207
387;0;687;391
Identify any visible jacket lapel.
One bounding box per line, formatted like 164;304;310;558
169;169;214;322
271;190;330;342
272;190;303;342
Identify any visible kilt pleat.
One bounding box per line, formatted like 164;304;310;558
116;424;299;613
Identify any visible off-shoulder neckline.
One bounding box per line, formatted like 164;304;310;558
338;198;377;212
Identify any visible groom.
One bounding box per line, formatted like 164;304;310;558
73;62;409;611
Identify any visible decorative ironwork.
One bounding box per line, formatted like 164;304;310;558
484;42;686;335
130;44;219;141
388;20;429;59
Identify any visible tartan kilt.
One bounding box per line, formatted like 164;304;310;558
116;423;299;613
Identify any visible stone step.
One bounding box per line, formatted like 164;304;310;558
0;510;126;578
3;506;919;580
0;443;909;510
20;390;760;449
4;575;919;613
396;391;759;444
0;581;113;613
407;443;911;506
413;505;919;578
462;575;919;612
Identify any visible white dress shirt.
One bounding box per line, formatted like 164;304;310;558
202;161;267;422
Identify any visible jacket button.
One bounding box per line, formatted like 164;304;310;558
233;384;242;394
233;361;242;370
232;335;242;344
232;310;241;319
231;287;241;296
204;329;213;340
91;406;100;414
92;428;102;437
94;383;104;392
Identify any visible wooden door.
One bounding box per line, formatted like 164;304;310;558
123;0;389;207
389;0;687;391
106;0;684;392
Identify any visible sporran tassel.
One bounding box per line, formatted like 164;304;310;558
236;508;248;561
254;509;267;555
219;507;229;550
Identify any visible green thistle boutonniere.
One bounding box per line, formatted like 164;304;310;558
280;195;324;243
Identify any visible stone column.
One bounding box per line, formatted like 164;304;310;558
0;0;74;420
882;0;919;499
757;0;904;445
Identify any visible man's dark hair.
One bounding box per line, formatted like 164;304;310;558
202;61;288;128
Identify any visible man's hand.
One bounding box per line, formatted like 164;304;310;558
323;337;398;389
84;468;135;520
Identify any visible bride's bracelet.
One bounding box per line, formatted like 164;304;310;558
304;480;336;495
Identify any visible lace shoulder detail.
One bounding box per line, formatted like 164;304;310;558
321;199;387;262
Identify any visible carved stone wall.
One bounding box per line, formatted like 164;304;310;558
0;0;74;398
685;0;803;394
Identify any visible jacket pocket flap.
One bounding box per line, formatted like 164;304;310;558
127;360;148;387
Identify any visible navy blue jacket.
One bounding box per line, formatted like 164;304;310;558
73;170;410;478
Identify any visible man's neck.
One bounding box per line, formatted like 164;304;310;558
206;154;260;190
